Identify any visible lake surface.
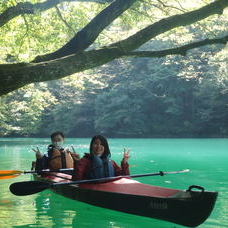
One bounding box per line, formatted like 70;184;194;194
0;138;227;228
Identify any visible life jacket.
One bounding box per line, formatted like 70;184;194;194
48;147;74;170
89;155;115;179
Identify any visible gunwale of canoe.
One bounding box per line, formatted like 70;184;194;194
43;173;182;198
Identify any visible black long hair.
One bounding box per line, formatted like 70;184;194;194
89;135;111;159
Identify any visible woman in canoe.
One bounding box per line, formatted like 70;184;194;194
72;135;130;180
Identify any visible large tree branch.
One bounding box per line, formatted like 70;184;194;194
125;35;228;57
111;0;228;51
34;0;228;63
33;0;138;62
0;47;123;96
1;35;227;96
0;0;113;28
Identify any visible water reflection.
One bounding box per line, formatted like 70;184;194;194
36;192;181;228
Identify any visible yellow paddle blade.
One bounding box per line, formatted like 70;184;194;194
0;170;22;177
0;174;20;180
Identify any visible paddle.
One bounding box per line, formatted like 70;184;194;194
0;168;74;179
0;175;20;180
10;169;189;196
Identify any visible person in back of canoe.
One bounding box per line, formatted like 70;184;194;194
72;135;130;180
33;131;80;171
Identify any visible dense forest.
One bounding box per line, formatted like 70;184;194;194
0;0;227;138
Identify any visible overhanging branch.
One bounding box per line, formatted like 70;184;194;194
0;47;123;96
112;0;228;51
33;0;138;62
1;35;227;96
125;35;228;58
0;0;113;28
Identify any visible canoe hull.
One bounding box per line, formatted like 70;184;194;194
53;184;217;227
35;174;218;227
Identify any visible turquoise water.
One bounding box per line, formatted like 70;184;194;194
0;138;227;228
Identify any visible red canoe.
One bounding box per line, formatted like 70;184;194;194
35;173;218;227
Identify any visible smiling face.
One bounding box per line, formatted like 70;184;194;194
92;138;105;156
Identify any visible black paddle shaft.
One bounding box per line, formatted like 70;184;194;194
52;169;189;186
23;168;74;174
9;169;189;196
